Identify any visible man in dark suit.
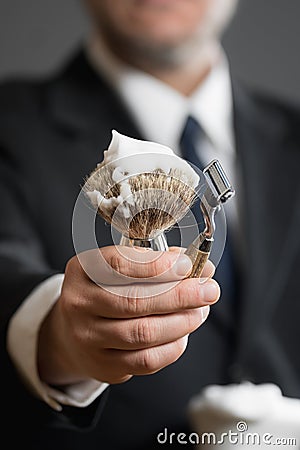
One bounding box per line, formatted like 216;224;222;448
1;0;300;448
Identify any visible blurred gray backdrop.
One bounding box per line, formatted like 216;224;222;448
0;0;299;103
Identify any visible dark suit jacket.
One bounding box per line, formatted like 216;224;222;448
1;49;300;449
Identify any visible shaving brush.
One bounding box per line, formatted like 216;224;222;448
83;131;202;251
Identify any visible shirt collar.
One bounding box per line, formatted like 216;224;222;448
86;33;234;156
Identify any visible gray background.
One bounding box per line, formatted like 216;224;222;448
0;0;299;103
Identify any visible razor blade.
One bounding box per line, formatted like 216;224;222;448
203;159;235;204
185;159;235;278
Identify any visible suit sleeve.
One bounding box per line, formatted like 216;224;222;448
0;156;57;325
0;150;109;434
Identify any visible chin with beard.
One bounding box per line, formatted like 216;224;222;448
97;0;238;70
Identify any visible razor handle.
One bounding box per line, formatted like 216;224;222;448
185;236;213;278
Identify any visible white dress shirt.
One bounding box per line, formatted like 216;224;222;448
7;34;237;411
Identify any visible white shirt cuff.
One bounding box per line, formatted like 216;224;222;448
6;274;109;411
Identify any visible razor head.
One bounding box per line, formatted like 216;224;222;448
203;159;235;204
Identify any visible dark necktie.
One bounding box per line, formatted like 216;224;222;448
179;115;238;331
179;115;206;172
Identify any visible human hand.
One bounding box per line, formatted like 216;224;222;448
38;246;220;386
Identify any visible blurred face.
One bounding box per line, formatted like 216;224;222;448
84;0;238;67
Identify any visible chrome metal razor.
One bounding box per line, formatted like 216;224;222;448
185;159;235;278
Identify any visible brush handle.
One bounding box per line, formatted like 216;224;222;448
184;236;212;278
120;232;169;251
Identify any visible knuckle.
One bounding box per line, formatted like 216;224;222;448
71;323;87;346
58;289;90;333
132;318;154;347
126;284;143;300
63;290;85;316
184;308;203;331
172;283;188;310
187;282;202;303
178;281;201;308
109;252;123;275
122;295;140;316
148;254;173;278
109;252;143;281
136;348;160;373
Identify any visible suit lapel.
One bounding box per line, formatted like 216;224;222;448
232;82;300;358
45;50;143;143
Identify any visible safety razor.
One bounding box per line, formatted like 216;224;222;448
185;159;235;278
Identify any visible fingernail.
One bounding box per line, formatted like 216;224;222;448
200;280;220;303
182;334;189;349
174;255;192;276
201;305;210;322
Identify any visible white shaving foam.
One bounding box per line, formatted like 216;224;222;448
86;130;199;217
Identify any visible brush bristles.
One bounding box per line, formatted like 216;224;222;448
84;166;197;240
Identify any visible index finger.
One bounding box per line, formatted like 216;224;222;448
77;246;214;285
